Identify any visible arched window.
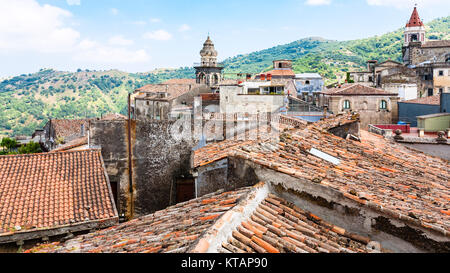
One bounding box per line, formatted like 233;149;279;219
380;100;387;110
445;54;450;63
343;100;351;110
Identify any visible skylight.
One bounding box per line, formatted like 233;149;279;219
309;148;341;165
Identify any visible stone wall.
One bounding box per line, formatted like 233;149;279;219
90;119;196;219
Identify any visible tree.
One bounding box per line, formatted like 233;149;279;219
18;141;42;154
1;137;18;153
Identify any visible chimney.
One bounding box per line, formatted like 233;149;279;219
260;74;266;81
267;74;272;81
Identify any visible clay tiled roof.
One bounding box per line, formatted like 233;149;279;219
406;7;424;27
401;95;440;105
229;126;450;236
421;40;450;48
162;79;197;85
27;187;253;253
261;69;295;77
323;84;397;96
51;119;92;139
101;113;128;121
0;150;118;242
50;136;88;153
135;83;201;101
220;194;375;253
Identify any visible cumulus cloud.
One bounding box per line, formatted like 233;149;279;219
0;0;151;66
0;0;80;53
143;30;172;41
179;24;191;32
305;0;332;5
66;0;81;5
108;35;134;46
74;39;150;63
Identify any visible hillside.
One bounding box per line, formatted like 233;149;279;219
0;16;448;138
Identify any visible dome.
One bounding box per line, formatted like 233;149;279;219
200;36;218;57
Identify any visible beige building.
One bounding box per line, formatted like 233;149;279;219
219;80;292;114
320;84;399;128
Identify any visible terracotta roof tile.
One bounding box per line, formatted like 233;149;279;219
323;84;397;96
228;121;449;235
0;150;118;240
401;95;440;105
220;195;374;253
28;187;253;253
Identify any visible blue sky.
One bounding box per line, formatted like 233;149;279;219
0;0;449;77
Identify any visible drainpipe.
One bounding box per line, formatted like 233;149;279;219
127;93;134;219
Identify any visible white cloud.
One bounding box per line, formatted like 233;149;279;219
367;0;450;9
179;24;191;32
0;0;80;53
74;40;150;64
110;8;119;15
108;35;134;46
150;18;161;23
143;30;172;41
66;0;81;5
305;0;331;6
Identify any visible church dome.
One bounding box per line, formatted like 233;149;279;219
200;36;218;57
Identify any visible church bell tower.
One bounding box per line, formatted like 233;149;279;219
195;36;224;87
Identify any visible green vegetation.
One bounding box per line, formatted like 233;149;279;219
0;16;448;137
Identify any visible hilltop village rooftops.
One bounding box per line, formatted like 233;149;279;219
193;114;450;236
323;84;398;96
401;95;441;105
27;182;379;253
0;150;118;244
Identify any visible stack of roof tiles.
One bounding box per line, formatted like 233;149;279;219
27;187;253;253
220;194;373;253
0;150;118;242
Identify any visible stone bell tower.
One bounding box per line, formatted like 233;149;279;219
195;36;224;87
403;6;426;65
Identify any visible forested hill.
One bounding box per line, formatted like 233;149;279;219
0;16;448;137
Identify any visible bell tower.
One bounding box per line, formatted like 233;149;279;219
195;36;224;87
403;6;426;65
404;6;425;47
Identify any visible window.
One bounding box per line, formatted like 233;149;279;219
305;80;310;85
428;89;434;97
368;76;373;82
380;100;387;110
439;88;444;94
343;100;351;110
438;70;444;76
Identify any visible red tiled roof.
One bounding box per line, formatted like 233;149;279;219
135;83;202;101
51;119;92;140
101;113;128;121
406;7;424;27
220;194;375;253
50;136;88;153
323;84;398;96
162;79;197;85
229;127;450;236
0;150;118;241
261;69;295;77
27;187;253;253
401;95;440;105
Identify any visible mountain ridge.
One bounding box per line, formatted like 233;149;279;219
0;16;448;137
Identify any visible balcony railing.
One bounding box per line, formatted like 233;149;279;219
193;62;224;67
